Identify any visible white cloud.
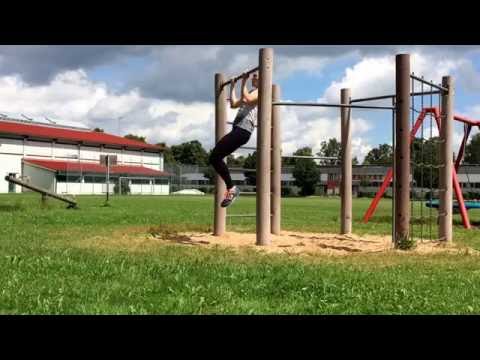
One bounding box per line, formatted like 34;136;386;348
1;47;480;166
323;52;474;105
0;70;216;148
275;56;330;80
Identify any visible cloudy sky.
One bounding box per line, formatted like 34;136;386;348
1;45;480;161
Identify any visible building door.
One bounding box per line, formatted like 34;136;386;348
8;173;16;193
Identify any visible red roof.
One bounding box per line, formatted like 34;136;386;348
24;158;170;177
0;119;162;152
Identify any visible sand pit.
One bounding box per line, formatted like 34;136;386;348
151;230;471;256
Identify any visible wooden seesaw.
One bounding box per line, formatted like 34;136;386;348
4;175;78;209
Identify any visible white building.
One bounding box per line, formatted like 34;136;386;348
0;116;170;195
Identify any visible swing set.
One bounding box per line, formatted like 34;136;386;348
363;107;480;229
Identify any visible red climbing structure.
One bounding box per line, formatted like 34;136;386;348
362;107;480;229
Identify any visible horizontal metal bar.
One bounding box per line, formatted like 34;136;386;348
227;214;273;217
230;168;257;172
411;163;445;169
239;146;256;151
410;90;442;98
240;192;256;195
220;67;259;89
273;102;395;110
350;90;441;104
454;114;480;127
226;214;256;218
410;74;448;92
350;94;395;103
282;155;338;160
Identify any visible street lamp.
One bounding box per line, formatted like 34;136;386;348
117;116;124;135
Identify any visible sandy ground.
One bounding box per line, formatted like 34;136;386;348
150;230;473;256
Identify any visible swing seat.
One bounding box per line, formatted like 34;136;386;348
426;199;480;210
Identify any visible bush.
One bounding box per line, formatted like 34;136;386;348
281;187;292;197
197;186;214;194
114;182;130;195
464;192;479;200
357;191;366;198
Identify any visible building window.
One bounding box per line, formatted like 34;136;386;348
84;175;107;183
57;174;82;183
131;179;151;185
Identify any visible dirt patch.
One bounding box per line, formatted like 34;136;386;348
150;230;474;256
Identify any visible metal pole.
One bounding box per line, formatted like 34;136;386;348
394;54;411;248
281;155;338;160
410;74;449;92
220;66;259;90
214;73;227;236
273;102;394;110
392;96;396;245
439;76;453;243
340;88;352;234
106;156;110;203
271;84;281;235
256;48;273;246
350;90;441;104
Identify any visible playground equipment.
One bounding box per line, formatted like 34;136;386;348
214;49;455;248
426;199;480;211
362;107;480;230
5;175;77;209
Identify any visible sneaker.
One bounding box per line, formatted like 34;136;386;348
221;186;240;208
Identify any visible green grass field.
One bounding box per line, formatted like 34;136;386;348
1;192;480;314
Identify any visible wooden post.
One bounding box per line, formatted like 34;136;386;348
340;88;352;234
256;48;274;246
439;76;453;242
394;54;411;247
271;84;281;235
214;73;227;236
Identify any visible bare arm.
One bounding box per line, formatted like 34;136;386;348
241;75;258;105
229;79;242;108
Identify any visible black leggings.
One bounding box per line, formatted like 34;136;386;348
209;126;252;190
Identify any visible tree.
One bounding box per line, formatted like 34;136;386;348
93;127;104;132
318;138;341;157
363;144;393;165
353;157;359;165
316;138;342;165
227;155;246;168
203;165;216;184
171;140;209;165
124;134;147;143
243;151;257;185
157;144;177;165
292;147;320;196
465;133;480;164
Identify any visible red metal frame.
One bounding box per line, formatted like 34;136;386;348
363;107;479;229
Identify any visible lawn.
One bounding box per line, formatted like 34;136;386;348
1;193;480;314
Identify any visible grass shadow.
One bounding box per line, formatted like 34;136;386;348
148;223;213;247
0;203;25;212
